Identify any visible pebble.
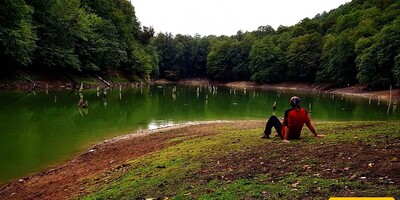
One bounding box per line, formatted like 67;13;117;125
312;173;320;177
302;165;311;171
88;149;95;153
292;181;300;188
350;174;357;179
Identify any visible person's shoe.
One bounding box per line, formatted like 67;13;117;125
261;134;271;139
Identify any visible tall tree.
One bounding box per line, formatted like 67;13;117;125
286;33;323;82
292;18;322;37
207;36;253;81
206;39;235;81
249;36;285;83
153;33;210;80
76;16;127;71
82;0;140;44
252;25;275;38
153;33;177;79
174;34;195;78
83;0;154;80
357;17;400;87
317;33;357;85
232;34;255;81
0;0;36;66
192;35;210;78
28;0;90;70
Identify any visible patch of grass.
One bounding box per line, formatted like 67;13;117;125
198;179;268;199
185;175;367;200
259;175;364;200
165;136;192;144
301;121;400;144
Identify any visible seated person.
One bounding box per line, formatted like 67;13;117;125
261;96;324;142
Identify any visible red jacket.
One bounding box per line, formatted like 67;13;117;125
281;107;311;139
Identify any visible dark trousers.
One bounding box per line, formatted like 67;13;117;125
263;115;283;138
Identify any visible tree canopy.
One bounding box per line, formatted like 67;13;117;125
1;0;399;87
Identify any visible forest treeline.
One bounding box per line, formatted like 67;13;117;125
1;0;157;81
1;0;400;88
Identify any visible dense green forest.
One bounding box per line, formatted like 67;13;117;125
1;0;400;88
0;0;157;81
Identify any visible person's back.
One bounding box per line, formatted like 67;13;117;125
282;107;310;139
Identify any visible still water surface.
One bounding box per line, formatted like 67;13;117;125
0;85;398;183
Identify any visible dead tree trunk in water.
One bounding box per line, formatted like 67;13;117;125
96;74;112;87
20;74;37;88
14;70;38;93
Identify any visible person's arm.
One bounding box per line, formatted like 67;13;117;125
283;109;291;143
283;127;290;142
305;122;325;138
304;109;325;138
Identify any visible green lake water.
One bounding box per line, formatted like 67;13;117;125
0;85;398;183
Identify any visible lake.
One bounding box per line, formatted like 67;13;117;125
0;84;398;183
